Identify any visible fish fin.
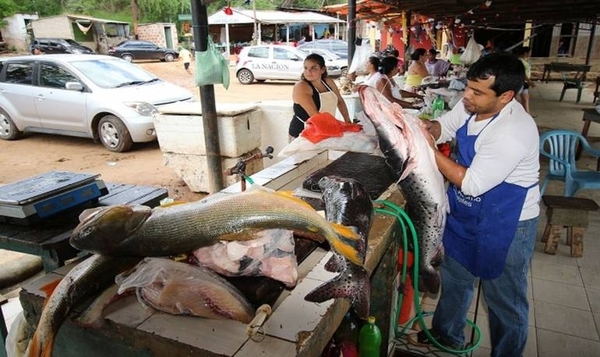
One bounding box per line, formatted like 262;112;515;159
39;278;62;300
159;200;187;207
305;265;371;319
329;226;362;266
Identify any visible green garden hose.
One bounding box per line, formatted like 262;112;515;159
374;200;482;355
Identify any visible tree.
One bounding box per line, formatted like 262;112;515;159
0;0;17;28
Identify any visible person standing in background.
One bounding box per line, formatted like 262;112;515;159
515;46;536;116
388;49;405;75
404;48;429;92
179;47;192;75
425;49;451;77
288;53;351;140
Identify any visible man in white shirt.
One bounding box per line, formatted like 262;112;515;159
179;47;192;75
417;53;539;357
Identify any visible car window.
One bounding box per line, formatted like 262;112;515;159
273;48;299;60
70;58;156;88
39;63;80;89
4;62;33;85
247;47;268;59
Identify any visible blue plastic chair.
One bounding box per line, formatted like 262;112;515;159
539;130;600;197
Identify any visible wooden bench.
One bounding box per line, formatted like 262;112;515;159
0;182;168;273
541;195;599;257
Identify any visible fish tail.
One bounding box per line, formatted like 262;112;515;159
305;265;371;319
419;267;441;294
26;331;53;357
329;225;362;266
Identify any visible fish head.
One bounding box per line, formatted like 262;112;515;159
70;205;152;254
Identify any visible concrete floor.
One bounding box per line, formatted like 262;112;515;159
3;79;600;356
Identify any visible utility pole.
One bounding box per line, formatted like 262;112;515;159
131;0;138;38
252;0;258;44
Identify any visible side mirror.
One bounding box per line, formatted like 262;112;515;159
65;82;84;91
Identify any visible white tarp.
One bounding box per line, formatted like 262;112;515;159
208;9;344;25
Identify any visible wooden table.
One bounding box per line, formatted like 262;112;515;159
0;182;168;273
541;62;591;82
19;152;404;357
576;108;600;164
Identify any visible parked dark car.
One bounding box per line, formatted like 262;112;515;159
299;40;348;59
29;38;95;55
108;40;179;62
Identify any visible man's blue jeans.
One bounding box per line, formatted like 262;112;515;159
432;217;538;357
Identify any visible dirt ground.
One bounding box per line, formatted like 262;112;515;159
0;60;295;202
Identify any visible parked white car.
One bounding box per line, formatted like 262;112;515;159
235;44;341;84
298;48;349;77
0;54;194;152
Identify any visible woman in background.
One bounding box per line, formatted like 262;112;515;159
289;53;351;140
375;56;422;109
425;49;450;77
404;48;429;92
362;56;382;87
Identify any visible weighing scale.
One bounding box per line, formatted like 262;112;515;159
0;171;108;225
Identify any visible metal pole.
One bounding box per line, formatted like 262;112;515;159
585;20;596;66
348;0;356;71
191;0;224;193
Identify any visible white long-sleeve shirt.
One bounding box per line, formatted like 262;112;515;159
436;99;540;220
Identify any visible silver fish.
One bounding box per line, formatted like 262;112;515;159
304;176;372;318
359;85;449;293
26;255;139;357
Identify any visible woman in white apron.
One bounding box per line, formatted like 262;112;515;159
289;53;351;140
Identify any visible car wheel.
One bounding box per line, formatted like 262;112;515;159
237;69;254;85
122;54;134;62
341;67;348;78
165;53;175;62
98;115;133;152
0;109;22;140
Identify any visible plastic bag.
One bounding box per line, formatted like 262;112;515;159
460;37;482;66
278;111;380;157
194;36;230;89
116;257;254;323
348;38;373;75
192;229;299;287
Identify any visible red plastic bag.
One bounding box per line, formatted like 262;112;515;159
301;112;362;144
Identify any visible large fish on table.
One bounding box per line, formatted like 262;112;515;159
358;85;449;294
26;255;139;357
70;188;362;265
116;258;255;323
304;176;373;319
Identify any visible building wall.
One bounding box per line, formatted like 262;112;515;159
550;23;599;61
137;23;178;49
32;16;73;39
2;13;38;51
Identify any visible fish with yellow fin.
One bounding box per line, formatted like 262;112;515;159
70;186;362;265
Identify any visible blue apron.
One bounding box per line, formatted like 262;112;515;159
444;114;534;279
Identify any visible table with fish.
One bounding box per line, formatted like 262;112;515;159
15;150;411;357
18;88;447;357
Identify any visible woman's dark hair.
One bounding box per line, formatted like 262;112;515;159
428;48;438;56
378;56;398;75
301;53;327;80
410;48;427;61
367;56;381;69
467;52;525;96
389;49;400;57
514;46;531;56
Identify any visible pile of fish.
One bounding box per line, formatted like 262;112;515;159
22;186;366;357
359;85;449;294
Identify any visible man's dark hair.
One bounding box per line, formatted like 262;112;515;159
467;52;525;96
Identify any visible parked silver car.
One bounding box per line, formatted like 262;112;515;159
235;44;341;84
0;54;194;152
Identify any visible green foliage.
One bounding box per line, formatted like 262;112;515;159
0;0;17;26
16;0;62;17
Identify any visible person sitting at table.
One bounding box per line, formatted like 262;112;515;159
404;48;429;92
425;49;450;77
362;56;382;87
376;56;422;109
